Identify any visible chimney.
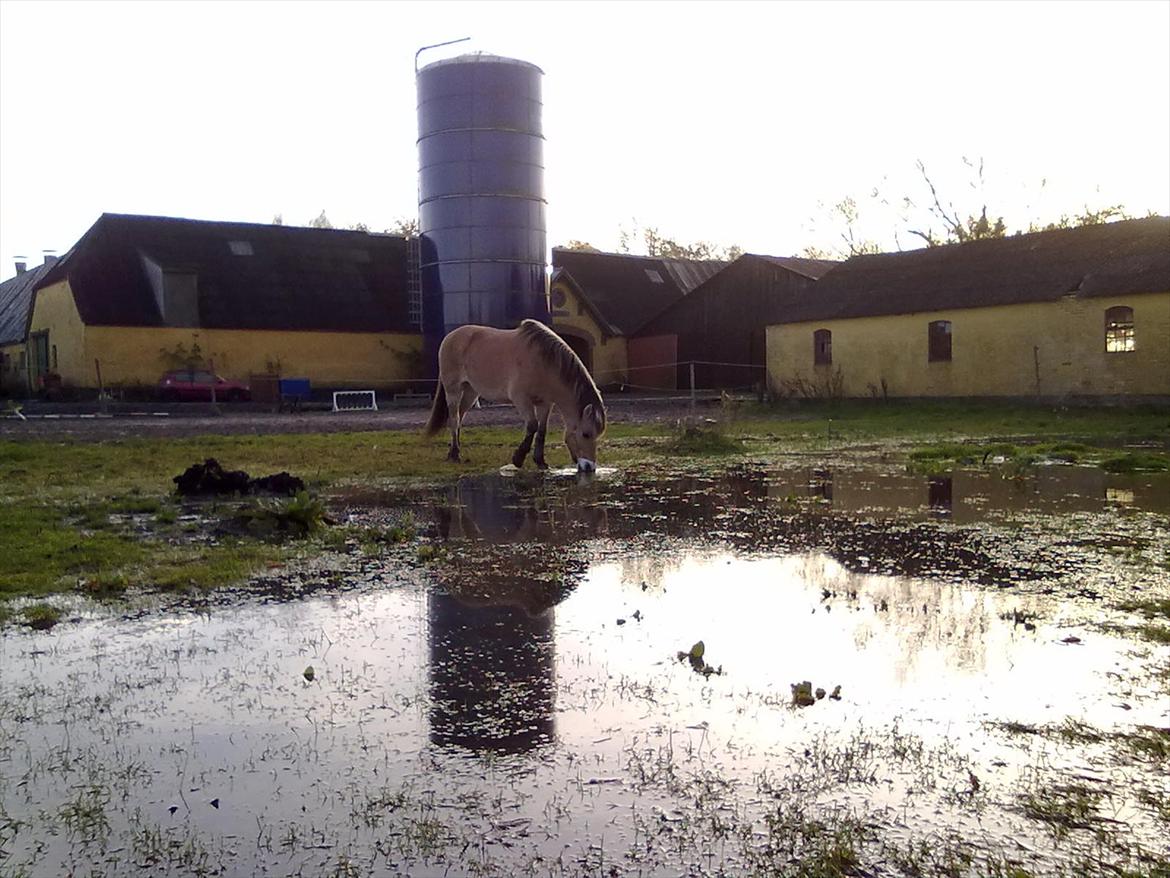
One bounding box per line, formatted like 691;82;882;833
14;257;27;275
43;250;58;267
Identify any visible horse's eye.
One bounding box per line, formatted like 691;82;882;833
583;432;592;440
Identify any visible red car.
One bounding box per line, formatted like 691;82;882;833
158;369;251;402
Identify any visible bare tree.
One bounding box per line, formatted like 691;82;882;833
905;157;1007;247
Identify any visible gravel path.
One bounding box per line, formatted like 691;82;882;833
0;396;709;442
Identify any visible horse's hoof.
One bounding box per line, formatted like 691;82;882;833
534;460;548;471
511;454;526;468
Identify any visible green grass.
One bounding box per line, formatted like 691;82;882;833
1100;452;1170;473
1;401;1166;601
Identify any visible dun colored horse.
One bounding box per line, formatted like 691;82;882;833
424;320;607;472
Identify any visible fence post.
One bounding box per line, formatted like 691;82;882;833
689;362;696;411
94;358;106;415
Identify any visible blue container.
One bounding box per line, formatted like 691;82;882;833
417;54;549;372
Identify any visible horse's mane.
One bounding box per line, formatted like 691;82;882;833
517;319;606;428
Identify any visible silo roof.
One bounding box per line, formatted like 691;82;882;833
419;53;544;75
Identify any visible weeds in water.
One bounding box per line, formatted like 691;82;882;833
21;602;62;630
1135;623;1170;644
1100;452;1170;473
59;785;110;843
668;423;741;456
1116;596;1170;620
1017;779;1107;837
79;573;129;599
239;490;327;536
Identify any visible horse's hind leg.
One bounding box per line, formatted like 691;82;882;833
511;401;538;468
532;403;553;469
445;383;470;462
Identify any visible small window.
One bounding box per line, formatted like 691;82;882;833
1105;306;1134;352
928;320;952;362
814;329;832;365
644;269;663;283
228;240;254;256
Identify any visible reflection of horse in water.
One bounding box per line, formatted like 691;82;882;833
424;319;607;472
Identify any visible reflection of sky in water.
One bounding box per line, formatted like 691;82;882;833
553;551;1159;748
3;463;1169;874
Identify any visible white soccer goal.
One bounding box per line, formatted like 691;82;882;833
332;390;378;412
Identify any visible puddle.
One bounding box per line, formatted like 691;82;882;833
2;463;1169;876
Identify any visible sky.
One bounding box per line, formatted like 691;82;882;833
1;0;1168;274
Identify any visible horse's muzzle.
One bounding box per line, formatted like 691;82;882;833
577;458;596;474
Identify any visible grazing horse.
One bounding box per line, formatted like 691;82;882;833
424;319;607;472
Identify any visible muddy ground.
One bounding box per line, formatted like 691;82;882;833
2;405;1168;877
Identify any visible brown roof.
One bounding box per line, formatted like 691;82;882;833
551;248;729;334
0;259;57;346
752;254;839;280
36;213;414;332
779;216;1170;324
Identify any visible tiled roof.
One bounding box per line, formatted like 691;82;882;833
0;260;56;346
777;216;1170;324
751;254;840;280
36;214;414;332
550;248;728;334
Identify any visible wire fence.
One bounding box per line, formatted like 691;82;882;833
388;360;768;398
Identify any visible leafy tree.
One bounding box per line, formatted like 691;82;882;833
618;220;742;261
563;240;600;252
1026;203;1135;233
801;197;882;259
385;216;419;238
271;214;283;226
309;210;333;229
803;157;1137;259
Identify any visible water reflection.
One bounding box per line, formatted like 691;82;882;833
928;475;953;516
767;465;1170;520
427;473;572;753
428;592;555;754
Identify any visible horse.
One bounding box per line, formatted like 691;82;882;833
424;319;607;473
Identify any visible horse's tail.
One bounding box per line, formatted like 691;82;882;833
424;386;448;437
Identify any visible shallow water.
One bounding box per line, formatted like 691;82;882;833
2;462;1168;876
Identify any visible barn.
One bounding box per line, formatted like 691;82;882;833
549;247;727;388
21;213;421;396
633;253;837;392
765;216;1170;400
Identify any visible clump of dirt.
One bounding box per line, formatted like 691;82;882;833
173;458;306;497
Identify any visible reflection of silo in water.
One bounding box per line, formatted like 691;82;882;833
416;53;550;374
428;472;557;753
428;592;555;753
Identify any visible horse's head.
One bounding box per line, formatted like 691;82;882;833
566;403;605;473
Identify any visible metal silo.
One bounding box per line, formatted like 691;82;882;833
417;53;549;369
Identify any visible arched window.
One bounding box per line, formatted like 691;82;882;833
814;329;832;365
928;320;952;362
1105;306;1135;352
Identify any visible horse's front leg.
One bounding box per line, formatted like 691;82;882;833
511;419;538;468
532;403;553;470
